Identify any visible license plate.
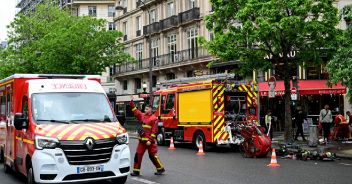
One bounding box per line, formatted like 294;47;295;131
77;165;104;174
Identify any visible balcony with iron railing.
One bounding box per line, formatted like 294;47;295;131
136;0;160;8
179;7;200;24
143;8;200;36
114;47;212;76
161;15;179;30
143;22;161;35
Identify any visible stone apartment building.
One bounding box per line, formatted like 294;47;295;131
112;0;225;111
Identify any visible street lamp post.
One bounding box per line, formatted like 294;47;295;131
138;0;154;103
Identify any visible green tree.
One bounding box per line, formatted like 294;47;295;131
327;4;352;102
202;0;340;141
0;1;131;78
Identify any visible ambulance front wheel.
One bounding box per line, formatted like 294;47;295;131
111;176;127;184
157;127;166;146
27;162;36;184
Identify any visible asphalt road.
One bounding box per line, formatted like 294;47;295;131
1;138;352;184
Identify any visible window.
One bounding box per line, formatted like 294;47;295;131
22;96;29;118
0;95;5;121
31;93;115;122
88;6;97;17
108;22;116;30
123;80;128;90
151;39;159;66
166;73;176;80
123;21;127;40
134;78;142;90
135;43;143;68
186;0;196;10
152;95;161;111
167;34;177;63
109;64;116;76
167;1;175;17
166;94;175;110
152;75;157;87
187;71;194;77
187;27;198;59
136;16;142;36
108;5;115;17
162;94;175;114
149;9;156;23
123;21;127;35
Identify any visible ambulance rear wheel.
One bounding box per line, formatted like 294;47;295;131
193;131;208;151
0;149;4;163
3;162;11;174
27;164;36;184
111;176;127;184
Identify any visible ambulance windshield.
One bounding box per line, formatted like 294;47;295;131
31;92;115;124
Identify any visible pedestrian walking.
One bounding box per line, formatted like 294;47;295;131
347;111;352;139
130;96;165;176
265;110;273;139
294;106;307;141
319;104;333;143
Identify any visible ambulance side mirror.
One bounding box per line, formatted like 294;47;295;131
116;110;126;126
14;113;28;130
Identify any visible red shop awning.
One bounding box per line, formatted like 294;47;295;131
259;80;346;96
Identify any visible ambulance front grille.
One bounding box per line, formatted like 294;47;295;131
59;138;116;165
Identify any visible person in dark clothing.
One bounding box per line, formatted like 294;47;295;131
294;106;307;141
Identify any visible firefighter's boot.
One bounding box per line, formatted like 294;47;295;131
130;170;140;176
154;168;165;175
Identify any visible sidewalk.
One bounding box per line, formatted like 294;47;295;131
272;132;352;159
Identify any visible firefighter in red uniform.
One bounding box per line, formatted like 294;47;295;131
130;96;165;176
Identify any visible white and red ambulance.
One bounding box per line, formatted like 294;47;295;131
1;74;130;184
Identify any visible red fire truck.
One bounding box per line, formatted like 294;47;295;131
1;74;130;184
151;74;259;150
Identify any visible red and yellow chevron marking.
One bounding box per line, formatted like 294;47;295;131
218;131;230;141
212;84;225;142
238;84;258;107
36;123;125;141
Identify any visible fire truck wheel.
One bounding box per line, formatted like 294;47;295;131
27;164;36;184
193;131;208;151
157;128;166;146
111;176;127;184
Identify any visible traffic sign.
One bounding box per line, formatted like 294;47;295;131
268;76;276;98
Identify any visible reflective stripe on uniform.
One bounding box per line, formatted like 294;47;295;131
151;134;156;138
132;107;137;112
141;138;149;141
142;124;152;129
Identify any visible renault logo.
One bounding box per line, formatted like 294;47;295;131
85;138;95;150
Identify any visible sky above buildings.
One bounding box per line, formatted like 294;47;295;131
0;0;16;41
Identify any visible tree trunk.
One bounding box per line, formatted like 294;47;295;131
283;56;293;142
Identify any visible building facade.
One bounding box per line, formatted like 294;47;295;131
112;0;218;109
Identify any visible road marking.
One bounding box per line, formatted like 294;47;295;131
340;163;352;166
130;177;160;184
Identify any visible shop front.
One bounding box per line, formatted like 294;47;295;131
259;80;347;131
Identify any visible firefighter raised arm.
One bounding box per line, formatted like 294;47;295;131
129;96;165;176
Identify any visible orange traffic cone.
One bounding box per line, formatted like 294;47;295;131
168;137;176;150
196;141;205;156
267;148;280;167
